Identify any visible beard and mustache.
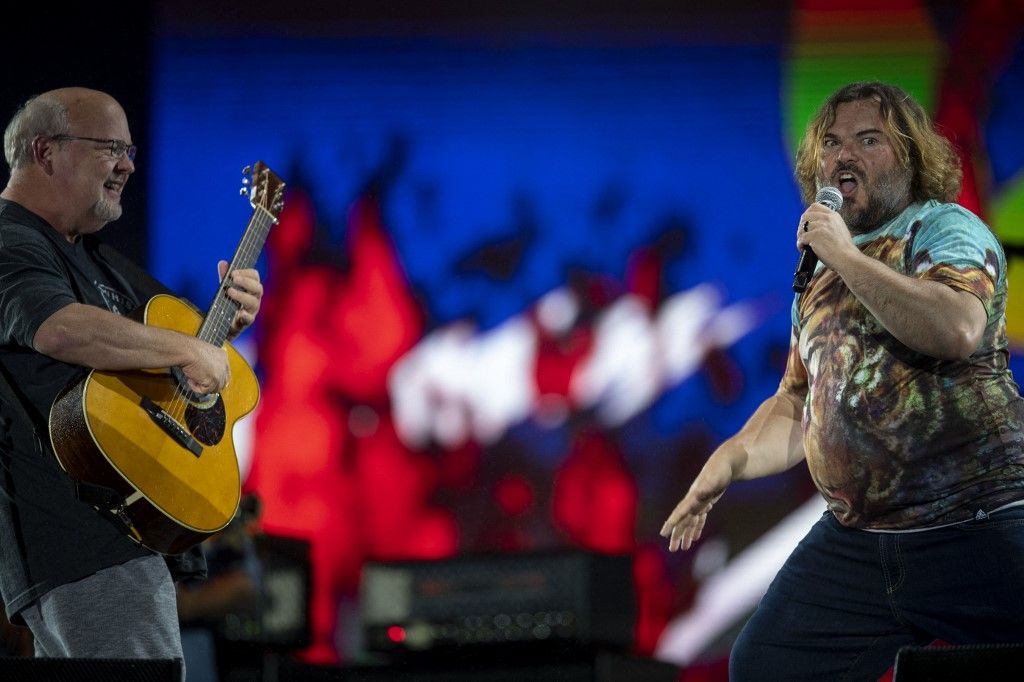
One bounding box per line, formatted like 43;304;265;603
91;176;127;224
827;161;913;235
93;197;123;223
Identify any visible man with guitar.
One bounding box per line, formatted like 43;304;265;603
0;87;263;670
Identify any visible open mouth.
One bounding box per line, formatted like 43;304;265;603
103;180;123;195
836;171;859;196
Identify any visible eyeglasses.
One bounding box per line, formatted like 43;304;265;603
51;134;137;162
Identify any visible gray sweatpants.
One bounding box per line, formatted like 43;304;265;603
20;554;184;674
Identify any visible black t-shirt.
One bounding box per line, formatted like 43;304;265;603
0;199;203;621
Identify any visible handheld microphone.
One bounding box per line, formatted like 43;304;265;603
792;186;843;293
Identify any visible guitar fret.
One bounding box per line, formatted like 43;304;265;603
198;211;276;346
194;168;280;350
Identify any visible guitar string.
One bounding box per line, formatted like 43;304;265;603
165;207;274;423
165;208;272;424
164;202;278;428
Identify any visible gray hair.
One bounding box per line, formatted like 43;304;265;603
4;95;70;170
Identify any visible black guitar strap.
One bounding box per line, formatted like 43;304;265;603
93;241;175;301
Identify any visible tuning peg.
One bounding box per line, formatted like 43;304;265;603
242;165;252;175
239;187;249;197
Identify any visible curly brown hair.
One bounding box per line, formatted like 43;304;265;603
794;82;962;206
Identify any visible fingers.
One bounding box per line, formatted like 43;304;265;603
664;512;703;550
187;366;228;394
662;484;720;532
796;212;828;248
217;264;263;310
184;344;230;394
660;498;694;536
222;269;263;333
660;494;715;552
664;512;707;552
225;270;263;303
188;378;216;395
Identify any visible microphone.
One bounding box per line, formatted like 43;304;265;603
792;186;843;293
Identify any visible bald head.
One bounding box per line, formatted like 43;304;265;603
4;87;126;171
1;87;135;240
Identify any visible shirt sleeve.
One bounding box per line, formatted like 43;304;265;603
909;204;1003;313
0;227;78;349
777;325;808;398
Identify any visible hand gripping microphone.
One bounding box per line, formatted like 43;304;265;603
792;186;843;293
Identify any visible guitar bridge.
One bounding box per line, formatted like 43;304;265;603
140;396;203;457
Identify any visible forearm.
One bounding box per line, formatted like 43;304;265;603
716;389;806;481
832;249;984;359
33;303;203;371
660;388;805;551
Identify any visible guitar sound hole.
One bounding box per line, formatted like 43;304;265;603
185;395;227;446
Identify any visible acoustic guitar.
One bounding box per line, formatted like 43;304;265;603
49;161;285;555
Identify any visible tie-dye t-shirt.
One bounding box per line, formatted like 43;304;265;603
783;200;1024;529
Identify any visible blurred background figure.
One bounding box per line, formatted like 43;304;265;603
177;494;264;682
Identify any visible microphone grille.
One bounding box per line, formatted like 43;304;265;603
815;186;843;212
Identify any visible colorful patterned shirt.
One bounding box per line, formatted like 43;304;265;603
783;200;1024;529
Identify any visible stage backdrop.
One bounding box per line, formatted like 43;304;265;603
150;0;1024;671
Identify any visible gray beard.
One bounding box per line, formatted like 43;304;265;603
840;168;912;235
92;198;123;224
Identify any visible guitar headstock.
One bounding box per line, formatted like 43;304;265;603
241;161;286;221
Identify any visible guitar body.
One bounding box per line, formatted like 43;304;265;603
49;294;259;555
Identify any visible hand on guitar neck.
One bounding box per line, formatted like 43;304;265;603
217;260;263;342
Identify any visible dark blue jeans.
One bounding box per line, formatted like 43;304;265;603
729;506;1024;681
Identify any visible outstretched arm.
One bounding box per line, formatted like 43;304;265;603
659;388;805;551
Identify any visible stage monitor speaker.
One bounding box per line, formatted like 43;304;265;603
215;533;313;650
0;657;181;681
280;651;680;682
893;643;1024;681
360;550;635;656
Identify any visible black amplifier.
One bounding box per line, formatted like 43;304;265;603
359;550;635;655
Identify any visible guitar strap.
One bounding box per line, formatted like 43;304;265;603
93;241;175;301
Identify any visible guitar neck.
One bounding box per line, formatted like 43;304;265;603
197;206;277;346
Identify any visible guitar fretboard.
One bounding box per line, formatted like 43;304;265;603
197;205;277;346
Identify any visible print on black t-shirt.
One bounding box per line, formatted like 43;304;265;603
95;281;136;316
